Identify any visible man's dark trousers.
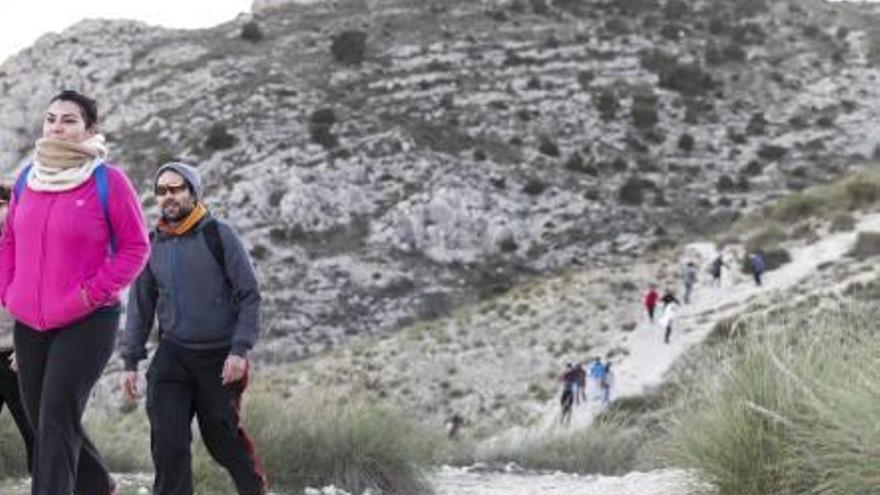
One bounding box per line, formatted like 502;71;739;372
0;348;34;472
146;339;266;495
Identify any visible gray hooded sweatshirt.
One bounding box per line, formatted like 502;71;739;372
122;215;261;371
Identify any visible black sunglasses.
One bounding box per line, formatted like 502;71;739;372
154;183;189;197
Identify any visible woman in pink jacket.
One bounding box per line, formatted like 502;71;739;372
0;90;149;495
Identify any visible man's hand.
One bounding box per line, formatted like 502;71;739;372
221;355;247;385
9;353;16;373
121;371;139;402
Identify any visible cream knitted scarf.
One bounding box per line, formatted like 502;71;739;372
28;134;108;192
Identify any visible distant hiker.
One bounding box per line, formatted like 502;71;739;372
643;286;660;322
559;385;574;426
709;254;728;286
445;414;464;439
0;183;33;474
750;251;765;286
574;362;587;405
660;291;681;344
600;362;614;404
560;363;577;392
683;262;698;304
589;358;607;401
559;364;576;426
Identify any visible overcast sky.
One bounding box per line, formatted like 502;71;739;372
0;0;253;64
0;0;876;65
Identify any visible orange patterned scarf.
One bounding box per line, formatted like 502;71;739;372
158;203;208;236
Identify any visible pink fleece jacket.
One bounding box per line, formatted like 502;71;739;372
0;165;149;331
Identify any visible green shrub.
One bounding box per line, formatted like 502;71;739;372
477;416;644;475
745;225;787;252
242;390;439;494
845;178;880;209
829;213;856;233
663;305;880;495
772;194;820;223
80;389;440;495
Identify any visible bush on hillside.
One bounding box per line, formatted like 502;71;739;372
757;144;788;162
845;177;880;209
331;30;368;65
663;0;689;19
538;136;560;157
205;123;237;151
564;153;597;175
593;88;620;121
746;112;767;135
523;178;548;196
618;177;645;205
745;224;787;252
658;62;717;95
310;107;339;149
716;174;735;193
240;21;264;42
631;93;659;129
705;43;747;65
677;133;695;152
772;194;820;223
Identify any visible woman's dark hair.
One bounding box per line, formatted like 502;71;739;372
50;90;98;129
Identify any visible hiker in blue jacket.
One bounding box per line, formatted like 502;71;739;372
750;251;765;286
588;358;606;401
121;163;267;495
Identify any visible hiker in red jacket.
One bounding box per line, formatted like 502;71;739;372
643;286;660;322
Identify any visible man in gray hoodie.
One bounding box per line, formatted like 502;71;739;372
121;162;266;495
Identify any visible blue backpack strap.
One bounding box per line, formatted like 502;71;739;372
13;164;32;201
94;164;117;254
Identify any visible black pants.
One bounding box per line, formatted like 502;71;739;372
665;323;673;343
0;349;34;472
14;308;118;495
147;340;266;495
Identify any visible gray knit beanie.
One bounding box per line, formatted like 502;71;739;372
155;162;203;202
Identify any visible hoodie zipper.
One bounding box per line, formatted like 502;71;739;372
37;197;55;329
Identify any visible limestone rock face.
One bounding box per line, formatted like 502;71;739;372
2;0;878;361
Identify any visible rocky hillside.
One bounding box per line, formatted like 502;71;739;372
0;0;879;360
